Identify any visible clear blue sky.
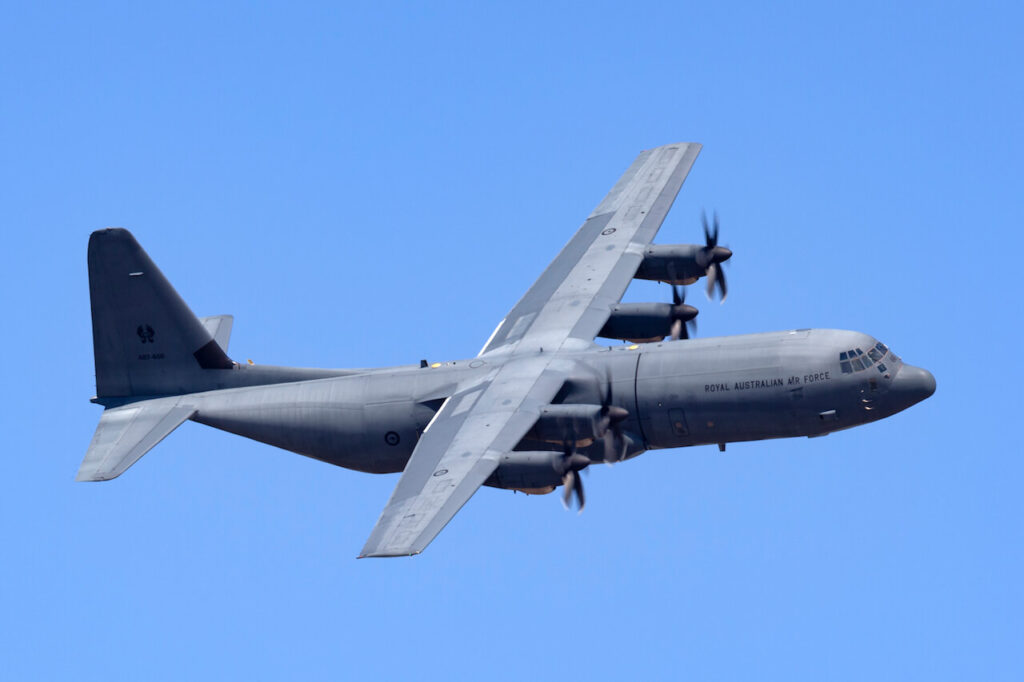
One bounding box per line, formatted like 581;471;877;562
2;2;1021;680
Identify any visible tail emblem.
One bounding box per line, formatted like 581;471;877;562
137;324;155;344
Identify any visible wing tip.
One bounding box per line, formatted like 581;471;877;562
644;141;701;152
357;549;421;559
75;472;108;482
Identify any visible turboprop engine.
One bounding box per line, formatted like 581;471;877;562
485;450;585;494
485;449;592;509
485;383;633;509
633;212;732;301
598;300;698;343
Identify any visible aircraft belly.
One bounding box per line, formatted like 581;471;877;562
188;378;412;473
192;402;388;471
187;367;467;473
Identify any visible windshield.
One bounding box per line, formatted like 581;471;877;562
839;341;897;375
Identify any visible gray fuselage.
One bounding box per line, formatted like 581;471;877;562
183;328;934;487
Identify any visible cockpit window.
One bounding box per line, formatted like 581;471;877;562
840;342;892;374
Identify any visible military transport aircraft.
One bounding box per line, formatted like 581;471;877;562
80;143;935;557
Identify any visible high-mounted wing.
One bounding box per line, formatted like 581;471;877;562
480;142;701;355
359;357;568;557
362;144;701;557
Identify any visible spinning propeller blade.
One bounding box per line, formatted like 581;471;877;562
556;443;589;512
669;285;698;340
699;210;731;302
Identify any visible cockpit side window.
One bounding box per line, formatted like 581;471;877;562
840;350;852;373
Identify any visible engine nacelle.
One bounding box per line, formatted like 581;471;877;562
527;403;604;445
634;244;706;284
598;302;697;343
485;450;569;494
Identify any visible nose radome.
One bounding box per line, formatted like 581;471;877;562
891;364;936;407
920;367;936;398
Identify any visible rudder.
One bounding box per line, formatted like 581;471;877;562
88;228;234;398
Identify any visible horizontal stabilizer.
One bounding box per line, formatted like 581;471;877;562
77;398;195;482
200;315;234;353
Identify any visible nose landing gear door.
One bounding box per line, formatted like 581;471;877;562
859;377;887;411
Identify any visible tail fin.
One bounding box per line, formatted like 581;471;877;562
88;228;234;398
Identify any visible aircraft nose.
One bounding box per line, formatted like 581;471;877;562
889;364;936;408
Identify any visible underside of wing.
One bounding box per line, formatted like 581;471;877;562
359;357;568;558
480;143;701;355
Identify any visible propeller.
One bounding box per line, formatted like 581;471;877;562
669;284;698;340
664;264;699;341
555;441;590;512
554;372;633;511
598;370;630;464
698;211;732;302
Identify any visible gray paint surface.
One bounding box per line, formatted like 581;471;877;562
79;144;936;558
199;315;233;352
481;143;700;355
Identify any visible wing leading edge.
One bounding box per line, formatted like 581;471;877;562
480;142;701;355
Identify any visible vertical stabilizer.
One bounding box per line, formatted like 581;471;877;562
88;228;234;398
